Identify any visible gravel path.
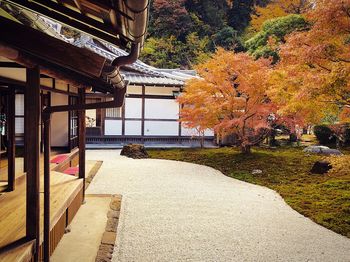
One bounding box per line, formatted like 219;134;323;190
86;150;350;262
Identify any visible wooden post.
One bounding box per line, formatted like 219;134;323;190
178;103;182;144
7;88;15;191
25;66;40;262
78;88;86;200
121;103;125;136
141;85;145;143
43;112;51;262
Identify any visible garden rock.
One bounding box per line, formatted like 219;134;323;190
303;146;342;155
120;144;149;159
252;169;263;175
310;161;332;174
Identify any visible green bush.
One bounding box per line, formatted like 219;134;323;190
245;14;309;63
314;125;336;145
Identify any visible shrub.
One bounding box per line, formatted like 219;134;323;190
345;128;350;145
314;125;336;145
245;14;309;63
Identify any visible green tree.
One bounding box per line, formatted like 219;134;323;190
227;0;255;33
140;33;211;68
212;26;244;51
245;14;308;62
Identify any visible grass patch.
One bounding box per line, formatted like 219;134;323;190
148;146;350;238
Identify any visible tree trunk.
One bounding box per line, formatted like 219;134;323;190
240;144;251;154
289;132;298;143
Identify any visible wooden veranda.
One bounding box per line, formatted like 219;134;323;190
0;0;150;261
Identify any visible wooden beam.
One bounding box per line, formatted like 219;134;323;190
25;66;40;262
0;61;24;68
0;16;106;78
78;88;86;200
86;93;176;100
0;76;79;96
7;88;15;191
45;86;126;113
40;85;78;97
4;0;126;45
0;45;113;93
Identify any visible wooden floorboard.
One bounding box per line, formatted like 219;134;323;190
0;171;83;248
0;240;35;262
0;157;101;261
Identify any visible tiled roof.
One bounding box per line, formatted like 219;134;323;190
84;40;197;86
121;71;184;86
28;14;197;86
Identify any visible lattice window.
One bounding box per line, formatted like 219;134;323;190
106;107;121;118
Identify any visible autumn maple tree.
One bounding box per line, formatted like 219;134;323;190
269;0;350;125
178;48;274;153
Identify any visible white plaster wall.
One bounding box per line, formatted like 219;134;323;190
144;121;179;136
0;66;54;88
15;118;24;134
15;94;24;134
15;94;24;115
0;68;26;82
181;127;215;137
145;86;178;95
125;98;142;118
51;93;69;147
127;85;142;95
125;120;142;135
105;119;122;135
145;99;179;119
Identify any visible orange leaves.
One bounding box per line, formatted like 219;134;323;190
178;48;274;149
269;0;350;124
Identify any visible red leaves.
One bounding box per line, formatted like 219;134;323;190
271;0;350;124
178;48;274;148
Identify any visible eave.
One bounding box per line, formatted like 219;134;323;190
2;0;149;47
0;16;114;93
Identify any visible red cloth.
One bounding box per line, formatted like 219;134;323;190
63;166;79;176
50;154;68;164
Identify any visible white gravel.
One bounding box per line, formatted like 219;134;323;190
86;150;350;262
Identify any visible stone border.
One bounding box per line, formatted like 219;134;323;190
95;194;122;262
85;160;103;189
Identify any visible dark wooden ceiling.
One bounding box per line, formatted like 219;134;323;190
3;0;149;48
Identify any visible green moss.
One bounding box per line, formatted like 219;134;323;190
149;146;350;238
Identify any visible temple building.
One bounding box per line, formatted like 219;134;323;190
0;1;150;261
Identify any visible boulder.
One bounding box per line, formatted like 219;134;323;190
321;148;343;156
120;144;149;159
303;146;342;155
310;161;332;174
252;169;263;175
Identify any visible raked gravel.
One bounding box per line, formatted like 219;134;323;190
86;150;350;262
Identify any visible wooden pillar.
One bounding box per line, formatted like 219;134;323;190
78;88;86;200
43;113;51;262
141;85;145;142
25;66;40;262
7;88;15;191
121;102;125;136
178;103;182;144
